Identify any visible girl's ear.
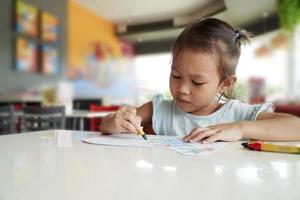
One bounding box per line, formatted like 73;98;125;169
219;75;237;92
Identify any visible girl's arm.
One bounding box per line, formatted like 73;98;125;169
99;102;153;134
240;112;300;141
184;112;300;143
137;102;153;126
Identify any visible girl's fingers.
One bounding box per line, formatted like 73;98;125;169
202;133;221;144
119;120;138;134
183;129;198;141
120;106;137;115
183;127;209;142
115;107;142;135
189;129;215;142
133;115;142;126
122;110;139;122
121;111;141;131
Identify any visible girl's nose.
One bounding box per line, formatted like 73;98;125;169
178;83;190;94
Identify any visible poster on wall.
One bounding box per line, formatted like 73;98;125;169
15;0;38;37
41;11;59;42
41;44;59;75
15;37;38;73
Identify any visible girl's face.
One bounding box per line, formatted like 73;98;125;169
170;48;224;115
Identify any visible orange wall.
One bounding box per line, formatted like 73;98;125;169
68;0;121;70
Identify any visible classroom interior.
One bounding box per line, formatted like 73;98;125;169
0;0;300;133
1;0;300;199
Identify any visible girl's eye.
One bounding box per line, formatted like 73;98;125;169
192;81;205;86
171;74;180;79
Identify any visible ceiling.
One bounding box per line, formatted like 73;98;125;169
75;0;213;25
75;0;278;43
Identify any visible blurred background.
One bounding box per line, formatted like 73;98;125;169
0;0;300;132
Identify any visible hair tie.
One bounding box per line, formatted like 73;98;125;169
235;31;240;39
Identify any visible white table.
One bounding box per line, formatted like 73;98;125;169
0;130;300;200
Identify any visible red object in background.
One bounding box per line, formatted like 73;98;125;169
120;40;135;57
274;104;300;118
89;104;119;131
249;77;266;104
13;103;23;133
13;103;22;111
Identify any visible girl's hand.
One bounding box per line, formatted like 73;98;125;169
183;122;244;143
100;106;142;134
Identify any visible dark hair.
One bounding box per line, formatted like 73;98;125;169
172;18;250;99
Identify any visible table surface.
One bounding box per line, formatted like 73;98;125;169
0;130;300;200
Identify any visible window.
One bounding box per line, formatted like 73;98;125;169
237;30;289;102
135;53;171;105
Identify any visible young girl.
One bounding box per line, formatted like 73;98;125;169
100;18;300;143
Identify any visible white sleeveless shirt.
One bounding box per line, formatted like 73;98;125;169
152;94;273;136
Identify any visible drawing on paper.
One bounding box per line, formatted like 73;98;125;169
82;134;226;156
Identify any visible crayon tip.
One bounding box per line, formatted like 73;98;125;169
138;127;147;140
241;142;249;149
142;134;147;140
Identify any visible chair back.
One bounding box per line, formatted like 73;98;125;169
0;105;15;134
89;105;119;131
73;99;102;110
22;106;65;132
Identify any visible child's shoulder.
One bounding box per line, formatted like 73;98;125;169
224;99;249;109
152;94;174;111
223;99;272;110
153;94;173;104
222;99;273;120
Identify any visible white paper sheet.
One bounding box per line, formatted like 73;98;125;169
82;134;227;156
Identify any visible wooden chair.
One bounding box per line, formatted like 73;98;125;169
0;105;15;134
22;106;65;132
89;105;119;131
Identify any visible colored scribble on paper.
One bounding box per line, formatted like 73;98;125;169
82;134;226;156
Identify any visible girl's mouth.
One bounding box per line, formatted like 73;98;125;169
176;98;191;104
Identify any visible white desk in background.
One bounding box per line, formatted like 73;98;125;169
0;130;300;200
67;110;113;130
